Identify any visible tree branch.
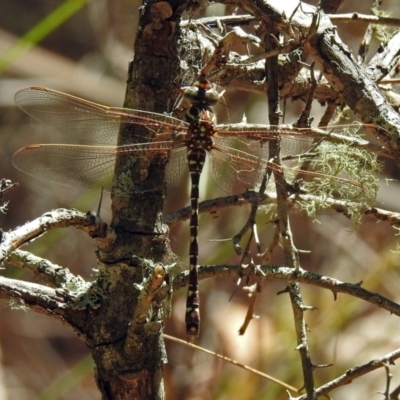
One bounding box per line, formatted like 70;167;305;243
296;347;400;399
0;275;68;319
230;0;400;162
6;249;77;287
0;208;114;264
173;264;400;317
164;191;400;230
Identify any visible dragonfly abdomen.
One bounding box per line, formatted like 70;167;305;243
185;114;216;344
185;145;206;344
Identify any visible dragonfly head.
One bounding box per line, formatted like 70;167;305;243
180;76;220;110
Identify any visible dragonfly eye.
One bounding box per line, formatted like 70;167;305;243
203;88;220;106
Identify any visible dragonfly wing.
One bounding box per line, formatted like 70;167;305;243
12;141;175;192
211;138;266;194
165;147;188;183
13;144;117;191
15;87;189;145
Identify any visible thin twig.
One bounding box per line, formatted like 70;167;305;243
329;13;400;27
296;347;400;399
163;334;298;392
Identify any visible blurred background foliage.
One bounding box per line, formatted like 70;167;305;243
1;0;400;399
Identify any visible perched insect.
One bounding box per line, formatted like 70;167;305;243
13;81;384;342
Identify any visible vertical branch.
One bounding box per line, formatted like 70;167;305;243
357;0;383;64
265;32;299;268
265;32;316;399
287;283;317;399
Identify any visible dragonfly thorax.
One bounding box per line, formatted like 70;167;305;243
185;119;215;152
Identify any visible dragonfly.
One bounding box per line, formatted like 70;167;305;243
13;80;383;343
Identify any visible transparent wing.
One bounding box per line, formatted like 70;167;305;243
210;138;266;193
12;141;175;191
165;147;188;183
15;87;189;145
211;127;316;193
211;136;368;197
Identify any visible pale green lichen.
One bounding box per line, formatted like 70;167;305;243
371;9;397;43
61;275;105;310
113;157;141;199
9;298;30;312
263;125;382;228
